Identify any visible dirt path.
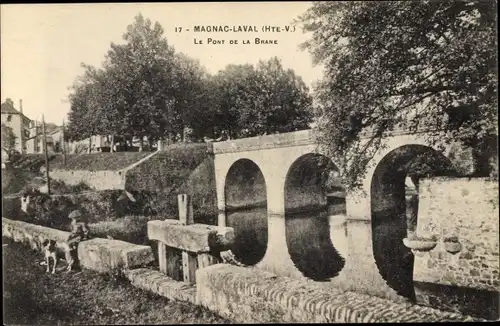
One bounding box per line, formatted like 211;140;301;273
2;238;231;325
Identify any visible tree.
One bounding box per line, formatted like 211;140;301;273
1;123;17;158
67;13;180;149
298;1;498;191
66;64;107;153
211;57;314;139
251;57;313;136
171;53;212;142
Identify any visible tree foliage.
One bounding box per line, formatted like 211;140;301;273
1;123;17;154
298;0;498;190
209;57;314;139
67;14;314;146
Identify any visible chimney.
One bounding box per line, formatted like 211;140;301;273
19;99;23;114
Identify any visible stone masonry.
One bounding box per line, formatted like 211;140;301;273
50;170;125;190
414;177;499;292
196;264;483;323
2;218;154;273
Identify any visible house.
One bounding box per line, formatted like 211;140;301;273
25;124;65;154
1;98;31;154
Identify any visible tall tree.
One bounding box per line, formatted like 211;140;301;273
171;53;211;142
67;13;180;148
251;57;313;136
211;58;314;139
298;0;498;190
104;13;178;147
66;64;106;146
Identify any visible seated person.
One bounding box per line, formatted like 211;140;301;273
65;210;90;271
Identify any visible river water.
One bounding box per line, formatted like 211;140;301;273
225;205;498;320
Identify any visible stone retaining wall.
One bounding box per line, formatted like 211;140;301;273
50;169;125;190
2;218;154;273
414;177;499;291
2;217;71;256
196;264;482;323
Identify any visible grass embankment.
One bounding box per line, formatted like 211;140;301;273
125;143;217;222
50;152;152;171
2;238;231;325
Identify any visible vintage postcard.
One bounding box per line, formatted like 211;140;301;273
1;2;498;324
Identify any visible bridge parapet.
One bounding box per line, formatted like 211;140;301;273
213;127;440;155
213;129;316;154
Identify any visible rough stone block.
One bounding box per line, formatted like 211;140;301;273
147;220;234;253
124;268;196;304
78;238;154;273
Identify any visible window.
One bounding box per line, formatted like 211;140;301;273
7;115;12;122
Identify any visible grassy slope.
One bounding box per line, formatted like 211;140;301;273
125;143;210;193
125;143;216;220
2;238;230;325
50;152;152;171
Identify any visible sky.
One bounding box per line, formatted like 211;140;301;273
1;2;324;125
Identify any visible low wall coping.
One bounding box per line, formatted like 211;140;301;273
147;220;234;253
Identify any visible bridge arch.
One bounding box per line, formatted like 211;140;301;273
284;153;346;281
224;158;268;265
370;144;456;300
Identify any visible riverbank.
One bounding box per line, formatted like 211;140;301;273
2;237;230;325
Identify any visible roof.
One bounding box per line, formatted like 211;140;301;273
1;99;31;122
1;101;18;114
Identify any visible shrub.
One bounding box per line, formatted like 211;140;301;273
89;215;158;244
50;179;93;194
25;193;76;230
2;197;24;220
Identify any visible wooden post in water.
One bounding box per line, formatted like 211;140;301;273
178;194;197;284
42;115;51;195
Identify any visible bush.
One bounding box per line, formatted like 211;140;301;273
89;215;158;244
25;193;76;230
2;197;24;220
50;179;93;194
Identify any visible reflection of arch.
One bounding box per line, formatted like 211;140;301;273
224;159;268;266
284;153;346;281
371;144;456;301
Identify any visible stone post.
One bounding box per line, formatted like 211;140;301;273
178;194;197;284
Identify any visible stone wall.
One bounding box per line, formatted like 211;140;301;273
414;177;499;292
2;218;154;273
50;169;125;190
196;264;480;323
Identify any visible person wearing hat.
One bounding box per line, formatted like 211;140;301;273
65;209;90;272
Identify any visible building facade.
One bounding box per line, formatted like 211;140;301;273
1;98;31;154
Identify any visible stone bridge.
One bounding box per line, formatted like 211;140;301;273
212;128;474;302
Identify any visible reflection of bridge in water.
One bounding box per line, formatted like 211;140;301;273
213;128;473;303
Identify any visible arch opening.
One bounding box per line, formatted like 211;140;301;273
284;153;346;281
224;159;268;266
371;144;456;301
